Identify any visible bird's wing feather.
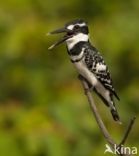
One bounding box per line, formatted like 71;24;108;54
84;43;120;100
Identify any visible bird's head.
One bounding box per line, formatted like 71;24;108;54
48;19;89;50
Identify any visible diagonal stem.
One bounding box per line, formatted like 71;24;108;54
119;117;136;146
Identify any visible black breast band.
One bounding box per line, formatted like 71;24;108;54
70;54;84;63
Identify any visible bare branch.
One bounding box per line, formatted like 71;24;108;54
119;117;136;146
79;78;136;156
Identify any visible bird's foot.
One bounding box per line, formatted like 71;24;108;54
78;74;85;81
84;86;94;94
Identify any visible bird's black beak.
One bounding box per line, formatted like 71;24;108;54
47;27;67;35
47;27;73;50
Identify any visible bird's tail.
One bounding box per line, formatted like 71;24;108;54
108;93;122;124
110;108;122;124
84;84;122;124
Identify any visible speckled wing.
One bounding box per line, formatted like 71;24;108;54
83;44;120;100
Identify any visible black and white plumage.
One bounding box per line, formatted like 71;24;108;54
48;19;121;123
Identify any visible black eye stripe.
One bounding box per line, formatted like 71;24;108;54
66;25;89;34
74;25;80;29
73;25;88;33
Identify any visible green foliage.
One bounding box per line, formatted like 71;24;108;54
0;0;139;156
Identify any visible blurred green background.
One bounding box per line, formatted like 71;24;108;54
0;0;139;156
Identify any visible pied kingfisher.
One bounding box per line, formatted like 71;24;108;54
48;19;121;123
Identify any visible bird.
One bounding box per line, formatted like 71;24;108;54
47;19;121;124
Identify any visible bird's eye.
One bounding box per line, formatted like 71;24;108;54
74;25;80;30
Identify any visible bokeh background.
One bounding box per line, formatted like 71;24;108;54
0;0;139;156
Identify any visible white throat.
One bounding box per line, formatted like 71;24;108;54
66;33;89;51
